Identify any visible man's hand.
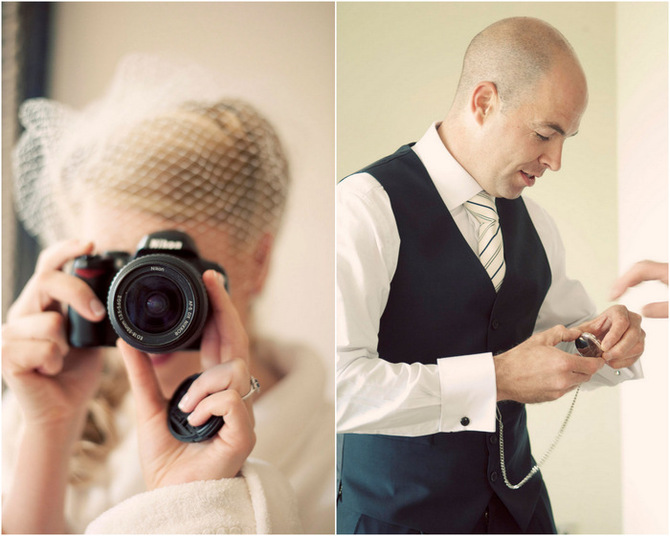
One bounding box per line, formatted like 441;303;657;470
494;325;604;404
575;305;645;369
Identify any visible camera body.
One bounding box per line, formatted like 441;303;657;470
69;230;226;353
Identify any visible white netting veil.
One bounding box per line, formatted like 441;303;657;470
12;54;290;252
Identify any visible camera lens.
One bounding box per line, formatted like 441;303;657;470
146;293;168;315
124;276;184;334
107;254;209;353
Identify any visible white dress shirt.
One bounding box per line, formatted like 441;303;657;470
337;122;642;436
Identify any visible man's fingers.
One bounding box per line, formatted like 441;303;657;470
607;344;645;369
116;339;165;420
537;325;581;346
575;314;608;338
598;307;633;352
567;352;605;376
603;328;646;363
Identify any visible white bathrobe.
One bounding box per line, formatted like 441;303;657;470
2;338;333;533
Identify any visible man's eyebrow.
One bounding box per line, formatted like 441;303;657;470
539;122;579;138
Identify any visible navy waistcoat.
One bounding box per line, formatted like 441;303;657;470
338;145;553;533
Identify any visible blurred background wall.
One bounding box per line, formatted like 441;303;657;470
2;2;335;397
616;3;668;533
338;2;667;533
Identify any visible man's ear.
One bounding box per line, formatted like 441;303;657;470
470;81;499;126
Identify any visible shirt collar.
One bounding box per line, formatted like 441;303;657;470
412;121;483;210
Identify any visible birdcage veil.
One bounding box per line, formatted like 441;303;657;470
12;53;290;252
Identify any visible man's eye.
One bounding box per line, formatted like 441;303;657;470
535;132;550;142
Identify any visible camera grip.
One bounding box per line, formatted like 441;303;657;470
68;255;119;347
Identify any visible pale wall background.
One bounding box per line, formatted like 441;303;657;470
338;2;667;534
19;2;336;395
616;3;668;533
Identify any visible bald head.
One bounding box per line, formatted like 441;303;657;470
453;17;584;110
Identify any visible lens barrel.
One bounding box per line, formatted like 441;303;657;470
107;254;209;353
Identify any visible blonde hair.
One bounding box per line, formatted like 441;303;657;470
69;354;129;485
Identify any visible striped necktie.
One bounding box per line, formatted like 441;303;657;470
464;191;506;292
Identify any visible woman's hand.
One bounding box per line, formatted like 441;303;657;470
1;239;107;533
117;270;256;490
2;239;106;431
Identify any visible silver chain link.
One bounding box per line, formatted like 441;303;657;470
497;386;581;490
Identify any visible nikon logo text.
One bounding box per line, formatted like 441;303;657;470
149;238;183;250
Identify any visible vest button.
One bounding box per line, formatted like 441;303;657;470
490;471;498;483
460;417;470;427
489;434;497;445
491;319;500;330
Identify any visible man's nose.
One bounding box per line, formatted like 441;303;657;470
540;140;563;171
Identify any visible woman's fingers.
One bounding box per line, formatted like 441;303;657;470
200;270;249;368
2;338;66;377
2;312;70;376
185;389;255;447
611;260;668;300
9;240;104;323
3;312;69;353
185;389;256;479
31;271;104;321
116;339;165;422
34;239;94;274
641;301;669;318
198;314;222;371
177;359;249;414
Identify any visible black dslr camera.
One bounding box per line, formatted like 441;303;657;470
68;230;227;354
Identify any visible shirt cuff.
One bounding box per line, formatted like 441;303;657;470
437;352;497;433
581;359;643;389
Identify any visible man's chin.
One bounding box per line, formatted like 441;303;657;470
495;184;525;200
